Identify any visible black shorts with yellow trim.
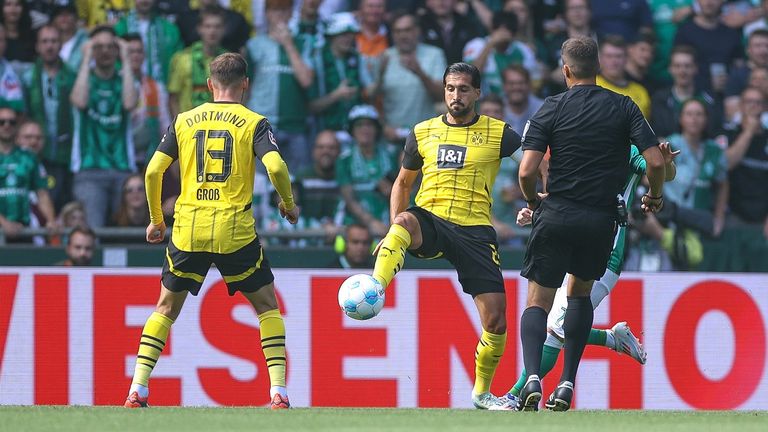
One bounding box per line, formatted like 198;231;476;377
406;206;504;297
162;237;275;296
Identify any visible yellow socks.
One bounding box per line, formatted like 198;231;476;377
473;330;507;395
372;224;411;288
132;312;174;387
259;309;287;388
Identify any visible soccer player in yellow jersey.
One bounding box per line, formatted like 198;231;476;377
124;53;300;410
371;62;523;410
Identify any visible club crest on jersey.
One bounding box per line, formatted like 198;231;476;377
470;132;484;145
437;144;466;169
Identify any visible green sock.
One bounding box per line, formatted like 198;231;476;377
509;344;562;396
587;328;607;346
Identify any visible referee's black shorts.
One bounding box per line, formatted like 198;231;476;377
162;236;275;296
521;196;617;288
407;206;504;297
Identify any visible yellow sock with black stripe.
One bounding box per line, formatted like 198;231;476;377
259;308;287;388
473;330;507;395
132;312;174;387
372;224;411;288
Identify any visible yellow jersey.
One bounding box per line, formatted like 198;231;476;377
402;114;521;226
597;75;651;119
155;102;281;253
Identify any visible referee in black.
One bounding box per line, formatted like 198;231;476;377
515;36;666;411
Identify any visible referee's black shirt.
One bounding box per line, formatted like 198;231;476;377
522;84;658;209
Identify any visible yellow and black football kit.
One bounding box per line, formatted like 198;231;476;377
402;114;521;296
144;101;295;295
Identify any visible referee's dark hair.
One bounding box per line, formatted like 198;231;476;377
443;62;482;89
561;36;599;79
209;53;248;87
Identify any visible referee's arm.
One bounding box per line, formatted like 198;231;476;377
625;99;666;202
518;114;550;209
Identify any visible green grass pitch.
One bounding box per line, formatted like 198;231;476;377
1;407;766;432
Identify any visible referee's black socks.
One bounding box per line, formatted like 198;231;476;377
561;296;594;384
520;306;548;377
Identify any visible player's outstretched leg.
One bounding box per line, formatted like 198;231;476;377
258;308;290;409
372;223;411;289
471;292;509;410
125;311;174;408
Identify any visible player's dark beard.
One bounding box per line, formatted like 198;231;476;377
448;103;472;118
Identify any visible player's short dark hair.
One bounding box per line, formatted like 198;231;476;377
670;44;697;62
749;29;768;43
492;11;518;33
199;5;226;26
443;62;481;89
561;36;599;79
121;33;143;44
210;53;248;87
69;226;96;241
89;25;116;39
502;64;531;83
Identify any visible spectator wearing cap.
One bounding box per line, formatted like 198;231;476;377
673;0;743;94
336;104;398;237
463;10;537;98
114;0;183;86
309;12;373;134
597;35;652;119
246;0;314;174
0;24;24;113
22;24;76;211
590;0;653;41
373;11;445;143
295;130;341;239
420;0;483;65
176;0;251;53
51;4;87;72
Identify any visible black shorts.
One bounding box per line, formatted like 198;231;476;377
407;207;504;297
162;236;275;296
521;196;617;288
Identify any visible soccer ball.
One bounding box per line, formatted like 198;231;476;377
338;274;385;320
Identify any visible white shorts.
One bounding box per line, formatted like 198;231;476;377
546;269;620;339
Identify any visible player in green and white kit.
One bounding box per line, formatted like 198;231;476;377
500;143;678;407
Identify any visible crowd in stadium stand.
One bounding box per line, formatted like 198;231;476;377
0;0;767;271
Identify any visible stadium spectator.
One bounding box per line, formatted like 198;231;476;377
374;11;445;143
503;0;540;56
596;35;652;119
310;12;372;137
329;223;374;269
463;11;538;97
0;107;55;239
541;0;594;93
744;0;768;38
176;0;250;53
337;104;398;237
51;4;86;72
651;44;721;139
0;24;24;113
626;31;660;95
296;130;342;239
15;120;44;156
70;26;138;229
647;0;696;84
123;33;171;167
112;174;150;227
23;24;75;211
502;64;543;135
246;0;314;174
356;0;389;58
292;0;324;49
724;87;768;236
1;0;35;64
57;226;96;266
58;200;88;230
724;29;768;121
673;0;744;94
115;0;183;85
666;99;729;237
78;0;132;26
420;0;483;65
261;180;309;247
590;0;654;41
167;6;226;117
478;93;505;121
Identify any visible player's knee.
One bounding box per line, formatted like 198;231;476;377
392;212;418;236
484;312;507;335
154;304;180;321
